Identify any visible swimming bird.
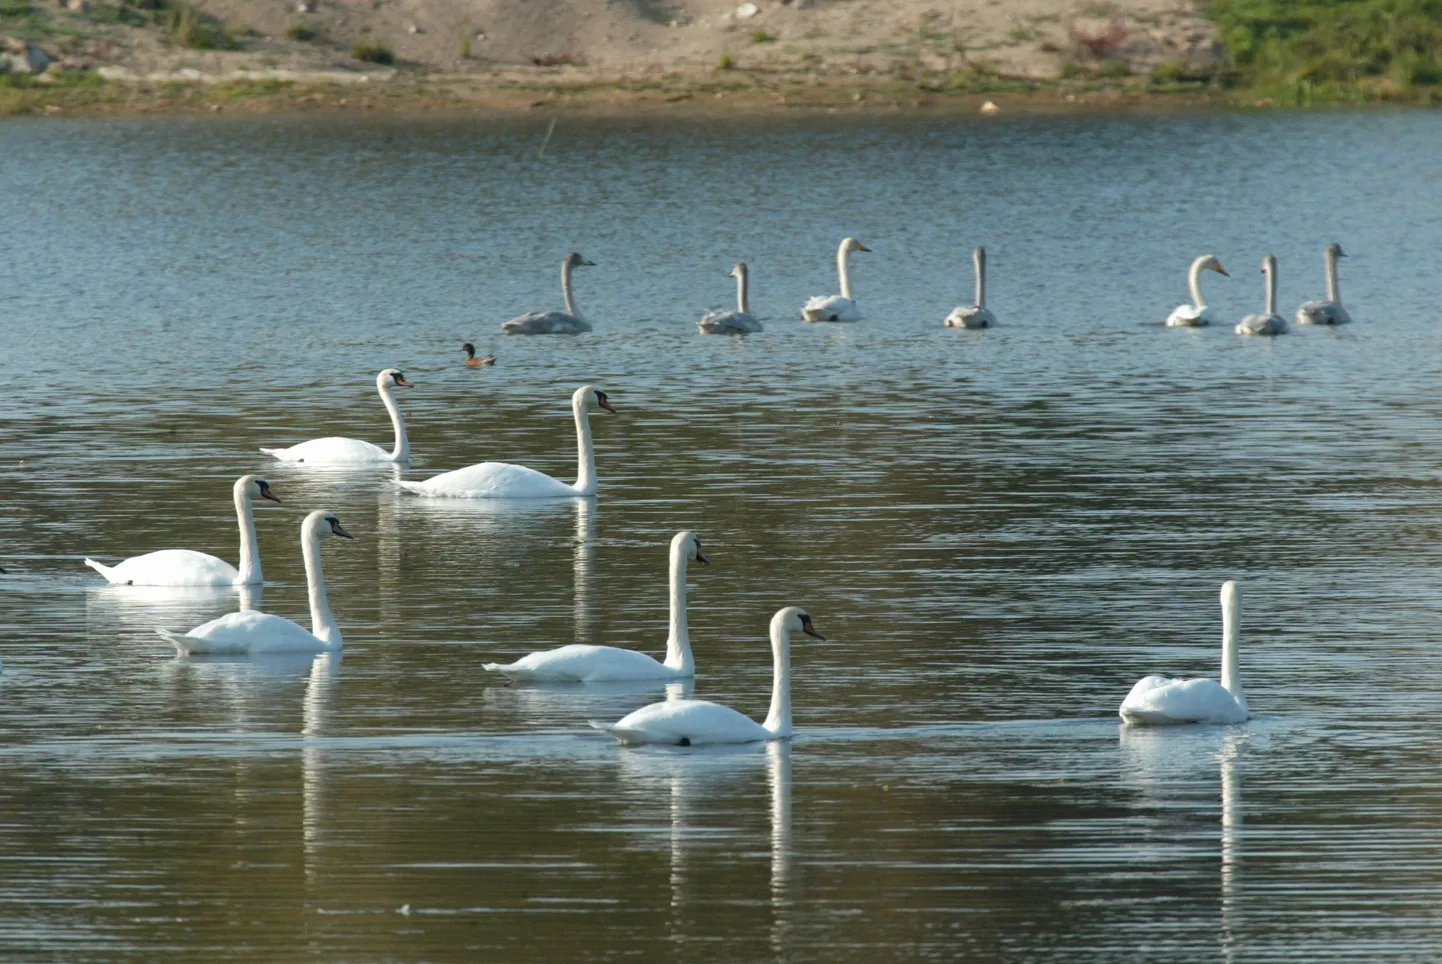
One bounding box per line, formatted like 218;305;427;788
1235;254;1286;336
944;245;997;329
1296;242;1351;325
397;385;615;498
463;343;496;367
590;607;824;746
155;511;353;656
484;531;708;681
502;253;595;335
802;237;870;322
85;475;280;586
1119;581;1249;726
260;369;413;464
699;262;763;334
1165;255;1229;327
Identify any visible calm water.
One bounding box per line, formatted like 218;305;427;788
3;108;1442;961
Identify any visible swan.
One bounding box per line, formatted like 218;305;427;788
397;385;615;498
1165;255;1229;327
944;245;997;329
502;253;595;335
699;262;763;334
801;237;870;322
1296;242;1351;325
260;369;413;464
85;475;280;586
1235;254;1286;336
462;343;496;367
1119;580;1249;726
155;510;353;656
483;531;709;681
590;606;824;746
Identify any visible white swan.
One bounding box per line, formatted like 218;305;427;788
699;262;763;334
802;237;870;322
502;253;595;335
261;369;413;464
1119;581;1249;726
155;510;353;656
1296;242;1351;325
483;531;709;681
1165;255;1229;327
590;606;824;745
397;385;615;498
1236;254;1286;336
944;245;997;329
85;475;280;586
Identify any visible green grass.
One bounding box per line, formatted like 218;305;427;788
352;41;393;64
750;29;775;44
166;1;239;49
287;21;319;41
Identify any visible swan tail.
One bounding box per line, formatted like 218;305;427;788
84;558;122;583
394;480;429;495
481;662;520;677
155;628;196;655
588;721;650;744
258;447;285;459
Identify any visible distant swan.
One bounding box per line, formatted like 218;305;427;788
502;253;595;335
85;475;280;586
700;262;763;334
1166;255;1229;327
590;606;824;745
944;245;997;329
397;385;615;498
261;369;413;464
155;510;353;656
1235;254;1286;336
1119;580;1249;726
462;343;496;367
1296;242;1351;325
484;531;708;681
802;237;870;322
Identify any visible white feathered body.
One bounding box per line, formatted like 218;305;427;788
801;295;861;323
1236;312;1286;336
397;462;581;499
156;610;334;656
86;549;240;587
1295;300;1351;326
1119;675;1248;725
591;698;775;746
502;311;592;335
260;437;393;464
1165;304;1221;327
699;310;763;334
945;305;995;329
485;644;685;682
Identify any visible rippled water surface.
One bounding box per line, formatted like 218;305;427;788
4;108;1442;961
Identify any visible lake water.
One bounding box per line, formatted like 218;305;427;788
3;107;1442;961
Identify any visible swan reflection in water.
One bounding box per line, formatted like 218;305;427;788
87;583;264;644
302;651;341;886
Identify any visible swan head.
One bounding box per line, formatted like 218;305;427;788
673;530;708;565
1221;579;1239;606
1328;242;1348;259
574;384;616;413
773;606;825;641
237;474;281;504
841;237;871;255
1195;254;1228;277
1260;253;1276;274
305;510;354;542
729;261;748;279
566;252;596;269
378;368;413;389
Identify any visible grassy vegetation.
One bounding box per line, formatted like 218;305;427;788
352;41;394;64
287;21;320;42
165;1;238;49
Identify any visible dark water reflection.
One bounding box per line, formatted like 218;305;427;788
4;109;1442;960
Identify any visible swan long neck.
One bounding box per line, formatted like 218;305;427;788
1221;587;1244;711
302;524;341;647
663;542;693;672
974;247;986;308
762;619;793;737
735;266;750;314
1264;259;1277;317
1188;257;1208;309
379;380;409;462
837;241;854;302
1325;247;1340;304
562;258;582;319
233;479;260;585
572;393;597;495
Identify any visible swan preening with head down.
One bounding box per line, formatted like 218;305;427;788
1119;580;1249;726
802;237;870;322
484;531;708;681
503;253;595;335
85;475;280;586
1296;242;1351;325
261;369;413;464
155;510;353;656
944;245;997;329
1165;255;1229;327
1235;254;1287;336
590;606;824;745
699;262;763;334
397;385;615;498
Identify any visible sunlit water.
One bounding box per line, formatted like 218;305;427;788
3;108;1442;960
